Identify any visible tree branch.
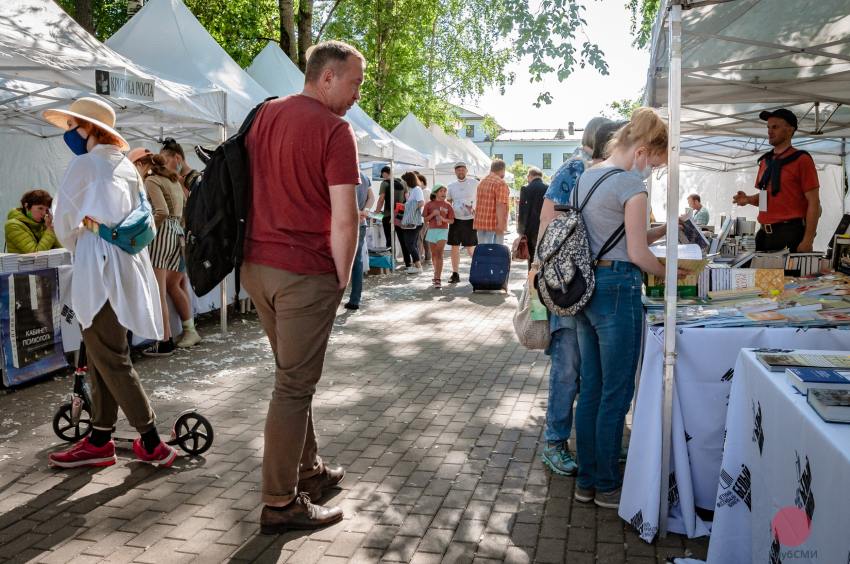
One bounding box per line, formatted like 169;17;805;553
314;0;345;42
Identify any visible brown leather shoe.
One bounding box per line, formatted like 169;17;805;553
260;493;343;534
298;464;345;501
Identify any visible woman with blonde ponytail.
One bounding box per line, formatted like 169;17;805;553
128;148;190;356
571;108;673;508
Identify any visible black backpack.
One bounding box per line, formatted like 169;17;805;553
184;98;275;297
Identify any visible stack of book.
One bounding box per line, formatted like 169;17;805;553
0;249;71;273
756;352;850;423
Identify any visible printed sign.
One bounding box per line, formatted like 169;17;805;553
95;69;155;101
0;270;67;386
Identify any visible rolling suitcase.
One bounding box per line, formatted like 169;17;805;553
469;244;510;292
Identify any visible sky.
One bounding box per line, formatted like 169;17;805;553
470;1;651;130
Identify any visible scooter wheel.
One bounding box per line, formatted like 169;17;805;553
172;412;214;456
52;402;92;442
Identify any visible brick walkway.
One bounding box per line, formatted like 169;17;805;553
0;260;707;563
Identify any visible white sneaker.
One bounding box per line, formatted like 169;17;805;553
176;329;202;348
406;267;421;274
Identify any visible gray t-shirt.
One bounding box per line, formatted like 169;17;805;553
573;166;646;262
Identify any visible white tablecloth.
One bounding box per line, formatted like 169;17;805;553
619;326;850;543
707;349;850;563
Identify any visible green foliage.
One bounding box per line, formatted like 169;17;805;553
56;0;129;39
627;0;660;49
499;0;609;107
481;115;502;142
183;0;278;68
604;95;642;119
507;160;530;192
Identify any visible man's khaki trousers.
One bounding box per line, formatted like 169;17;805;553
241;262;343;505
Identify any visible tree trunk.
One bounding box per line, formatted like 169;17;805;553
74;0;95;34
371;0;394;123
296;0;314;72
279;0;297;63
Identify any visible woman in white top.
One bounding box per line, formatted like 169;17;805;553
400;172;425;274
43;98;177;469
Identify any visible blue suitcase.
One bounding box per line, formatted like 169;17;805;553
469;244;510;292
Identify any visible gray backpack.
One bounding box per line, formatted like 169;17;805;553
535;169;625;316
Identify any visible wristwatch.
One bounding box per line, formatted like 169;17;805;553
531;260;542;270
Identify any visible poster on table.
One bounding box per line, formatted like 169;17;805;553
0;269;67;386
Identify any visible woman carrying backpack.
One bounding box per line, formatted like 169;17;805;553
44;98;177;468
569;108;672;509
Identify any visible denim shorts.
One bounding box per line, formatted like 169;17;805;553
425;228;449;243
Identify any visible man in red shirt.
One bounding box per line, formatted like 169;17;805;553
242;41;362;533
473;159;511;245
733;108;820;252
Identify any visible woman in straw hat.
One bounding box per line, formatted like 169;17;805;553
44;97;178;469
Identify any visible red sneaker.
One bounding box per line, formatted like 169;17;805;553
48;437;116;469
132;438;178;468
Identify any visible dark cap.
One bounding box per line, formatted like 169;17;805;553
759;108;797;130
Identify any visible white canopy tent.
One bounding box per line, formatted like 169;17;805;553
107;0;271;131
644;0;850;537
247;42;427;167
392;113;491;183
0;0;227;248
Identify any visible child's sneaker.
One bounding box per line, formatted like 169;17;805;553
133;438;178;468
48;437;116;468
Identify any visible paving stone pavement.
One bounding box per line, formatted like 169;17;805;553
0;259;708;563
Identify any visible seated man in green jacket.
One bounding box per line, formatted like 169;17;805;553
5;189;62;253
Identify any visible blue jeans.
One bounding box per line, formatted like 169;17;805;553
477;230;504;245
574;261;643;493
544;315;580;444
347;224;367;305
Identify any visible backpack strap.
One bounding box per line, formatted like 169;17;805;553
571;168;625;211
237;96;278;136
571;168;628;263
595;223;625;263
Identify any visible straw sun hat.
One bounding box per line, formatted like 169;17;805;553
43;97;129;151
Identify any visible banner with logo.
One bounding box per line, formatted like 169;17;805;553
0;269;67;387
620;326;850;544
708;350;850;563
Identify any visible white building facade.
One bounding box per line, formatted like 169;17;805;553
455;106;582;175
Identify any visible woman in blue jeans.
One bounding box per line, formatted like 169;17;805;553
571;108;673;509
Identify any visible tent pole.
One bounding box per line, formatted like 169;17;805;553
659;1;683;540
219;91;228;335
390;147;397;269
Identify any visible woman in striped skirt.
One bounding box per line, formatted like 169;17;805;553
128;148;188;356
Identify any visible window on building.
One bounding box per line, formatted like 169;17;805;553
494;153;503;161
514;154;523;165
465;125;475;138
563;153;570;163
543;153;552;170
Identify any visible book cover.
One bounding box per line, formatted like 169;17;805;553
807;388;850;423
786;367;850;395
759;353;850;372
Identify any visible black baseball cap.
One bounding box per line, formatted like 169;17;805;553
759;108;797;130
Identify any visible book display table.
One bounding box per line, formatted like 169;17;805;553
707;349;850;563
619;326;850;543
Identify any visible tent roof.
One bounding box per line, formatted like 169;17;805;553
246;42;427;166
393;113;490;177
0;0;225;143
107;0;270;129
647;0;850;144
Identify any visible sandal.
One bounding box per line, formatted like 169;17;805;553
434;278;441;289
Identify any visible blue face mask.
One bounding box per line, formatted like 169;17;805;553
63;127;88;155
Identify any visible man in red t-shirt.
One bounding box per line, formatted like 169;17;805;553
242;41;363;533
733;108;820;252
